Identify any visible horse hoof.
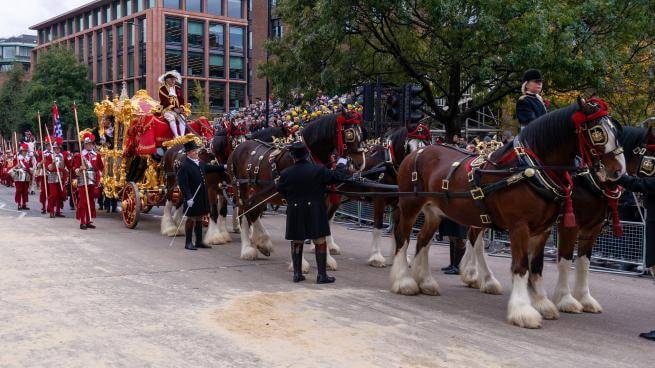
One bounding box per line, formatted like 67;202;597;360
507;303;542;329
461;267;479;289
240;246;258;260
219;232;232;243
578;295;603;313
556;294;583;314
328;241;341;255
480;276;503;295
326;254;338;271
391;276;419;295
419;278;441;296
532;297;560;320
367;253;386;268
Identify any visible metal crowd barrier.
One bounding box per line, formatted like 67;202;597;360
334;200;647;275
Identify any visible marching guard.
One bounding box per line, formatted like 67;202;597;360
45;137;67;218
276;142;351;284
35;139;52;213
73;133;104;229
11;143;32;210
158;70;187;138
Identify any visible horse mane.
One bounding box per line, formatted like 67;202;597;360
620;126;647;161
301;114;337;147
519;103;579;155
385;126;408;161
250;126;286;142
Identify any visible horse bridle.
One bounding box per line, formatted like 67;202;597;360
572;101;624;176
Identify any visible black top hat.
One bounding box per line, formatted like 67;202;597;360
183;140;200;153
289;141;309;160
522;69;543;82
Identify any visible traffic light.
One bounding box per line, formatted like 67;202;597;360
404;84;424;126
385;89;404;123
362;83;374;122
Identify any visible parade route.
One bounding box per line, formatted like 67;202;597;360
0;186;653;368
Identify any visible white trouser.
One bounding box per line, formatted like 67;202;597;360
164;111;186;137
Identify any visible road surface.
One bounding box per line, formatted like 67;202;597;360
0;186;653;367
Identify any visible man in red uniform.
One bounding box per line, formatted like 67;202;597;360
45;137;67;218
73;133;104;229
35;139;52;214
158;70;186;137
11;143;32;210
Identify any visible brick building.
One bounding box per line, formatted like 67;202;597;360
30;0;273;113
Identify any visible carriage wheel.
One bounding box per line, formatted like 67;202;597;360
121;182;141;229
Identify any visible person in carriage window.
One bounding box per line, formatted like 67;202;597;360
276;142;351;284
615;173;655;341
516;69;549;130
158;70;186;138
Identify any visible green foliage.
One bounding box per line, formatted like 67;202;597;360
262;0;655;136
0;63;28;137
23;47;94;133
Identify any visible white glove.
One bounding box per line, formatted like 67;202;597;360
337;157;348;166
187;199;194;207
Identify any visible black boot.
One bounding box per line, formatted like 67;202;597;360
184;221;196;250
441;240;455;271
195;221;211;248
315;242;335;284
291;242;305;282
445;238;465;275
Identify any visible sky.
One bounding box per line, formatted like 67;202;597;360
1;0;90;37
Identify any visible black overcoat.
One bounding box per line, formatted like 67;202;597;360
177;157;211;217
516;94;547;127
617;175;655;267
276;160;350;240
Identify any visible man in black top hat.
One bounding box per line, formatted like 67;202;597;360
516;69;548;130
276;141;351;283
177;140;226;250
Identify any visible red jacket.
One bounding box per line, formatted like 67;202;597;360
159;85;185;111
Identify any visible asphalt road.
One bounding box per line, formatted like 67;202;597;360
0;186;653;368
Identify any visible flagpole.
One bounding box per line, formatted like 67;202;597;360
37;111;49;202
13;131;18;153
73;102;93;224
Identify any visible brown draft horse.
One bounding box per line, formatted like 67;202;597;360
227;111;363;263
390;99;625;328
203;126;292;245
323;126;430;268
549;126;652;314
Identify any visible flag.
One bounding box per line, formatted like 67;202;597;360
52;103;63;138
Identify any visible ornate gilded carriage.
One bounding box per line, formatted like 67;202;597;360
94;89;175;228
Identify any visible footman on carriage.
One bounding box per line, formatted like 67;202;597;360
158;70;187;138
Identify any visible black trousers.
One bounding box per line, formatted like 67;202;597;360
645;221;655;267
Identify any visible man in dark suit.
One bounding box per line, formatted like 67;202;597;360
616;173;655;341
276;142;351;283
177;140;225;250
516;69;548;129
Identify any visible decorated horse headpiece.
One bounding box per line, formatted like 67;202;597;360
335;110;363;156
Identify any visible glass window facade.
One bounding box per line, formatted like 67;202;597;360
165;17;182;46
228;0;242;18
186;0;202;12
188;80;205;107
138;17;146;76
229;26;244;54
207;0;222;15
117;25;124;52
105;5;111;23
163;0;181;9
187;21;204;49
229;57;244;79
209;54;224;78
209;23;224;50
187;52;204;76
209;82;225;112
95;8;101;26
126;0;133;16
165;50;182;73
229;84;245;110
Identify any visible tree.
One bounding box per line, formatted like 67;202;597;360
191;80;211;119
0;63;28;137
262;0;655;138
23;47;94;134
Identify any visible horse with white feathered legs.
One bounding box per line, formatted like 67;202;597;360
390;98;626;328
226;111;364;271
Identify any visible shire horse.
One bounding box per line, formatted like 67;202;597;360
227;111;363;264
548;126;653;314
202;125;293;245
390;98;625;328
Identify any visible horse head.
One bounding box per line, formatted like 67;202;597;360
574;97;625;182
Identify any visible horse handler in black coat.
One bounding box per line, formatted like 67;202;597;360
177;140;225;251
276;142;351;284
